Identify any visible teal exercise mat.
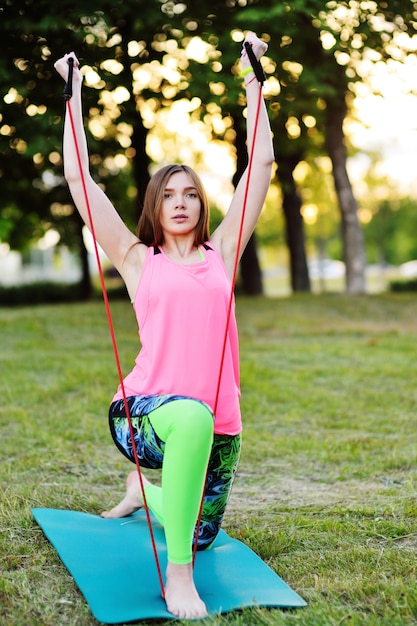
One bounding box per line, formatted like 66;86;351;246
32;508;306;623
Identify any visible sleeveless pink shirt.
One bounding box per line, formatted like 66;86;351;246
112;244;242;435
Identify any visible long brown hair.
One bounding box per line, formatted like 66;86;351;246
137;164;210;246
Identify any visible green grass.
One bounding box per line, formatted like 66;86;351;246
1;293;417;625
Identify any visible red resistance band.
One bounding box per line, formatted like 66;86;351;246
64;57;264;586
65;99;165;597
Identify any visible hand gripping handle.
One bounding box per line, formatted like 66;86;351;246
244;42;266;85
63;57;74;101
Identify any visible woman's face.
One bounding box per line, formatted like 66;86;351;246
159;171;202;239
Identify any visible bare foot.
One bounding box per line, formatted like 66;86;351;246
101;471;149;518
164;561;208;619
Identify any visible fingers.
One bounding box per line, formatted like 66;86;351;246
54;52;80;81
241;32;268;61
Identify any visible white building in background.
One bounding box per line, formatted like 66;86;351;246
0;244;82;286
0;228;108;287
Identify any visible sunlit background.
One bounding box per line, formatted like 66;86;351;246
2;13;417;296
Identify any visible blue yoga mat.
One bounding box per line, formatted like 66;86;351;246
32;508;306;623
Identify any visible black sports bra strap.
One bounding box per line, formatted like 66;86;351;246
154;244;211;254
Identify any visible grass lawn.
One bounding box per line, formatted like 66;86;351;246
1;293;417;626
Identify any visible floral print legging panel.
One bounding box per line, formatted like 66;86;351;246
109;393;241;550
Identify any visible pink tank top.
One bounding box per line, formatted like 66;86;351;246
112;243;242;435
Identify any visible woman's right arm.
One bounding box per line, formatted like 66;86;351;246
54;53;145;295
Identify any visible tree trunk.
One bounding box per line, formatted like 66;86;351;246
240;234;263;294
132;111;150;218
278;154;311;292
232;114;263;295
326;101;366;294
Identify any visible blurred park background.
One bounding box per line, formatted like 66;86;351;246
3;4;417;624
2;0;417;305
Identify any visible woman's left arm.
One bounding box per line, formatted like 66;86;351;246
211;33;274;277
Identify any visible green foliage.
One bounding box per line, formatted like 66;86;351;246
0;278;130;306
390;278;417;293
209;204;224;233
0;281;84;306
1;0;417;280
364;197;417;266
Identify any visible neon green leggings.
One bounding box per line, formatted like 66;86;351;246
141;399;214;564
109;395;242;565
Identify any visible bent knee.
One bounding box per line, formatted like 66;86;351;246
174;399;214;434
149;398;214;443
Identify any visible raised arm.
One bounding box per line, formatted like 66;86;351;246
210;33;274;277
54;53;143;294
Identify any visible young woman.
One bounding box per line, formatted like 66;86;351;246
54;32;273;620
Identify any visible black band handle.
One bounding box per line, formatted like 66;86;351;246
63;57;74;100
244;42;266;85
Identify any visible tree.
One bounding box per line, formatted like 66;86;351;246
197;0;417;293
0;4;167;293
0;0;268;295
2;0;417;298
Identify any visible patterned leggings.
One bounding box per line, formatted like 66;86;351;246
109;394;241;562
